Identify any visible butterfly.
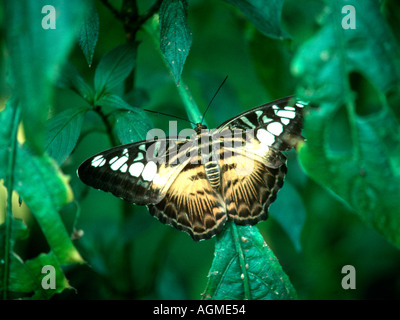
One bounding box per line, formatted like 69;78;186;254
78;96;305;241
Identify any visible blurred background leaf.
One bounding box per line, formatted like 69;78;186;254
293;0;400;249
94;42;137;97
4;0;88;154
223;0;289;39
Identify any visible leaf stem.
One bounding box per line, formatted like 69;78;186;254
144;15;204;125
2;103;21;300
176;81;204;125
94;106;118;147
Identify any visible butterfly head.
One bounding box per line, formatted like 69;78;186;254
194;123;207;135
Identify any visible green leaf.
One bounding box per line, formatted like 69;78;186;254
4;0;88;154
96;93;153;143
0;107;83;265
56;62;95;103
292;0;400;248
13;147;84;265
45;106;90;164
299;106;400;248
24;253;72;299
113;110;154;144
160;0;192;84
94;43;137;97
0;250;34;298
203;222;297;300
291;0;400;101
0;250;71;299
270;181;305;252
96;92;137;111
223;0;289;39
0;218;29;244
78;1;99;67
0;104;82;299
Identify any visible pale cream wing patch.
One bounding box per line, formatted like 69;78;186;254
148;163;227;241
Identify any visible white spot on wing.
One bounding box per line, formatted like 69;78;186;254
275;110;296;119
120;163;128;173
129;162;144;177
142;161;157;181
267;122;283;136
134;152;144;161
255;110;263;117
284;106;296;111
262;115;273;124
110;156;128;171
281;118;290;125
109;156;119;164
91;155;106;167
257;129;275;146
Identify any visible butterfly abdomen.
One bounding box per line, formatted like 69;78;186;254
204;161;220;189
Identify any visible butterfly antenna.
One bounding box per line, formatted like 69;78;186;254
200;75;228;125
143;108;196;126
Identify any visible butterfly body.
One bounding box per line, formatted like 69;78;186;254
78;96;305;241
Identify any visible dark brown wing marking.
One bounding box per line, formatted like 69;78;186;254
220;154;286;225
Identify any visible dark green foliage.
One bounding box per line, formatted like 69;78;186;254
223;0;289;39
160;0;192;84
0;0;399;300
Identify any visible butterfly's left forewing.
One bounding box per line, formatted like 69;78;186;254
78;137;194;205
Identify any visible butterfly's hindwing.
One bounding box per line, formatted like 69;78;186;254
148;162;227;241
221;155;286;225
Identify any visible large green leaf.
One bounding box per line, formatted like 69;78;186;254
292;0;400;248
291;0;400;101
159;0;192;84
45;106;90;165
113;109;154;144
203;221;297;300
0;104;84;266
223;0;289;39
0;103;83;299
4;0;88;154
94;43;137;97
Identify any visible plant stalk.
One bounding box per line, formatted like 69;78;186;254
2;104;21;300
